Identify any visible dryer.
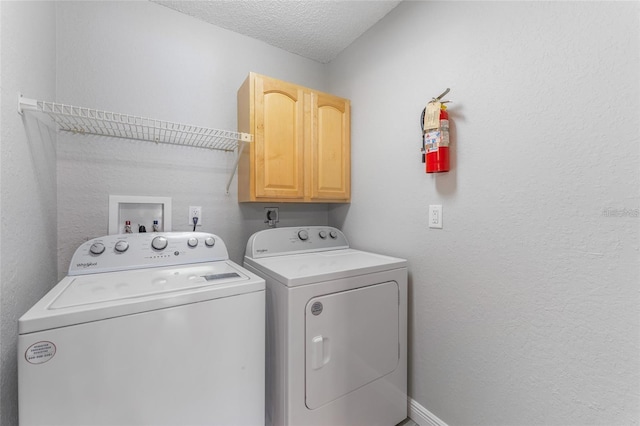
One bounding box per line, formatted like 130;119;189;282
19;232;265;426
244;226;407;426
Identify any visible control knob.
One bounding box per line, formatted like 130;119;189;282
89;242;105;255
329;230;338;239
319;230;327;239
187;237;198;248
205;237;215;247
151;236;168;251
114;240;129;253
298;230;309;241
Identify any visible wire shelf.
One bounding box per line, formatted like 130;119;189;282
18;95;252;151
18;94;252;194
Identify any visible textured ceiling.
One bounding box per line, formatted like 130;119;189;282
151;1;402;63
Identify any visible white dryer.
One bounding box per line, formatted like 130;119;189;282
244;226;408;426
19;232;265;426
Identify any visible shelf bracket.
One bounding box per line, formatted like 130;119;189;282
226;140;247;195
18;93;38;115
238;133;252;143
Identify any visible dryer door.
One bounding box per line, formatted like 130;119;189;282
305;281;399;409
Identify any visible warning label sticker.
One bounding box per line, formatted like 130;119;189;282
424;129;450;152
25;341;56;365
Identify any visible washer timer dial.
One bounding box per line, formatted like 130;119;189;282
151;236;168;251
114;241;129;253
89;242;105;255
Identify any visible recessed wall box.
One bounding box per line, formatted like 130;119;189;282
108;195;172;235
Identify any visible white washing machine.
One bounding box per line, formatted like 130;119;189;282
18;232;265;426
243;226;408;426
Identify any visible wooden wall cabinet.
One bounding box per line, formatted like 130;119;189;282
237;73;350;203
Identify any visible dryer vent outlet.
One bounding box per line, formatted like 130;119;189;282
264;207;279;227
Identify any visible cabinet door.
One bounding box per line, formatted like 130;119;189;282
254;75;305;199
310;92;350;201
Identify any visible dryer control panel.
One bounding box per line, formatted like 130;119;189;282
245;226;349;259
69;232;229;275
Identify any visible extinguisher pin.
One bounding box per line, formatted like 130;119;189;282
433;88;450;101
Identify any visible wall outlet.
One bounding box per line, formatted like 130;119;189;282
189;206;202;226
264;207;279;227
428;205;442;229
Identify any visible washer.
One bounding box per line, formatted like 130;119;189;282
18;232;265;426
244;226;408;426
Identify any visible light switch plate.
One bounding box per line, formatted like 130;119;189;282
429;205;443;229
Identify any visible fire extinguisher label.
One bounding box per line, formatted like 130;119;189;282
441;129;450;147
425;129;449;152
425;131;440;152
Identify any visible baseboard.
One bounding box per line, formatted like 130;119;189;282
408;398;448;426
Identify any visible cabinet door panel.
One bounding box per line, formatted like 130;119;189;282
255;76;305;199
311;93;350;201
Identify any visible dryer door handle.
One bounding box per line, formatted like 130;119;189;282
311;335;330;370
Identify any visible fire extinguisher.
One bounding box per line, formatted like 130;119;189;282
421;88;451;173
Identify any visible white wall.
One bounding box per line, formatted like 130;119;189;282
329;1;639;425
0;2;57;425
55;1;331;276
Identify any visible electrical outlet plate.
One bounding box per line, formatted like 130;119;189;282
264;207;279;226
189;206;202;226
429;205;442;229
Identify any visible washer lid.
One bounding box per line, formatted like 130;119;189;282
244;249;407;287
19;261;265;334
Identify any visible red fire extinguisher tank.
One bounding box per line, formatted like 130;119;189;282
425;107;450;173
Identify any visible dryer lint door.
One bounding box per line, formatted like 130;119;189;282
305;281;399;409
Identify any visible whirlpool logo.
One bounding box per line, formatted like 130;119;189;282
76;262;97;269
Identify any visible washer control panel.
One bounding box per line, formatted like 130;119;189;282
245;226;349;259
69;232;227;276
